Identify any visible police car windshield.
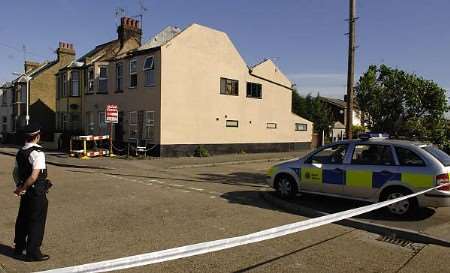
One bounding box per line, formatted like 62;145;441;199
423;145;450;166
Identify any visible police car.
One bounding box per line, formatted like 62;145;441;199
267;133;450;216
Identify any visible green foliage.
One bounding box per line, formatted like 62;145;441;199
355;64;449;144
194;145;209;157
352;125;366;138
292;90;334;134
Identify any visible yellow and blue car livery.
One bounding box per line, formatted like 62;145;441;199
267;138;450;214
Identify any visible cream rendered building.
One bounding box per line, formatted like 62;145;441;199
83;23;313;156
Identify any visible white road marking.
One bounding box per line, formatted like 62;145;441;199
189;187;204;191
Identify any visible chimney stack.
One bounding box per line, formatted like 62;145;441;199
24;60;41;73
117;16;142;47
57;41;75;62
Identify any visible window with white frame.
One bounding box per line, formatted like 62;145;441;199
20;85;26;103
87;67;94;93
98;111;107;135
295;123;307;131
143;56;155;87
116;62;123;91
71;70;80;96
129;59;137;88
86;111;95;134
144;111;155;140
98;66;108;93
128;111;138;138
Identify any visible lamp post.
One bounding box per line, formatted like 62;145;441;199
12;72;32;125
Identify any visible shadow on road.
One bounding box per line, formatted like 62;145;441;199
291;192;436;222
197;172;268;188
0;243;16;260
221;190;435;222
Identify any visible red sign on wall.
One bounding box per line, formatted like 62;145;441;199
105;104;118;123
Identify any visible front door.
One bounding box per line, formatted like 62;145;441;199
114;111;124;143
300;143;349;195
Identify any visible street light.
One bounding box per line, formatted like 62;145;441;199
12;72;32;126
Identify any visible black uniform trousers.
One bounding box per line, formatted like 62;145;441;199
14;188;48;256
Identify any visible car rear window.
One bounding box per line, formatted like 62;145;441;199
422;145;450;166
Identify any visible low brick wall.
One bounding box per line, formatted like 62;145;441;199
158;142;312;157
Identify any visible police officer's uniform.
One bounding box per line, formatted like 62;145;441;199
14;125;50;261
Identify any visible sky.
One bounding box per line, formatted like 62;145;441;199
1;0;450;99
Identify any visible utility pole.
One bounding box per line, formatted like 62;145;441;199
346;0;356;139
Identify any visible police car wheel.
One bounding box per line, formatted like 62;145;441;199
382;188;417;217
275;175;297;199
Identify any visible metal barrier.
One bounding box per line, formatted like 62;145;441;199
69;135;110;159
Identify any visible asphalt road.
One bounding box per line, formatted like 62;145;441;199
0;154;449;273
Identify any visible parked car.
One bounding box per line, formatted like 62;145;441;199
267;135;450;216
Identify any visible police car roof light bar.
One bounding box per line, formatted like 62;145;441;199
359;132;389;140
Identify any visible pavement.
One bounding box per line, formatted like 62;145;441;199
0;148;449;273
0;145;306;170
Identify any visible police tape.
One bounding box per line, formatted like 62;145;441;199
35;184;449;273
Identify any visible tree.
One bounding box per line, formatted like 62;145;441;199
355;64;448;144
292;90;334;135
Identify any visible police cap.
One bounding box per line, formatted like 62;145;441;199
22;123;41;136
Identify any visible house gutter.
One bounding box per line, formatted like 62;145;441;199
248;68;294;91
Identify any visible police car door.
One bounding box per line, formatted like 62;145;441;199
344;143;399;199
300;143;349;195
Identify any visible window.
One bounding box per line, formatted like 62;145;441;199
306;144;348;165
86;111;95;134
246;82;262;98
116;62;123;91
128;111;138;138
352;145;395;166
395;147;425;167
98;111;107;135
144;111;155;140
143;56;155;87
71;71;80;96
226;120;238;128
295;123;307;131
129;59;137;88
267;123;277;129
423;145;450;166
98;66;108;93
62;112;68;130
220;78;239;96
87;67;94;93
62;73;67;97
19;85;26;103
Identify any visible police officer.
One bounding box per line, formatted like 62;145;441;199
13;123;50;261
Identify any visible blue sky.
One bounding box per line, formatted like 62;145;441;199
1;0;449;99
